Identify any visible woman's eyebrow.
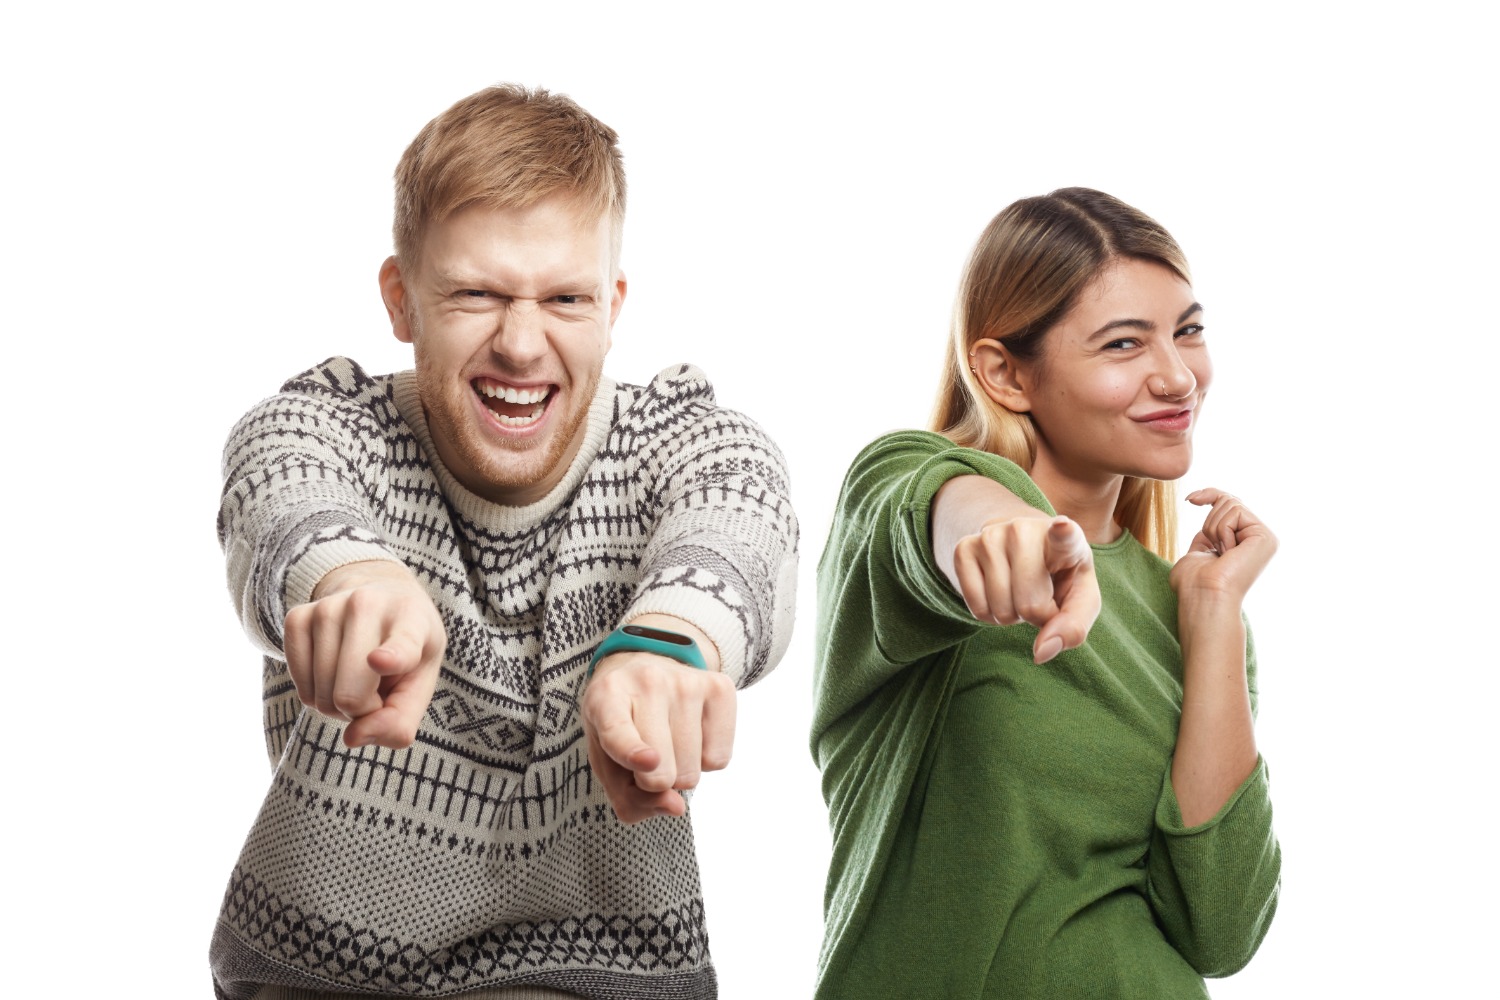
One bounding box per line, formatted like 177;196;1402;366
1088;301;1205;341
1089;316;1153;339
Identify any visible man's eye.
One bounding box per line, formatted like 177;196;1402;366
553;294;582;305
460;290;490;298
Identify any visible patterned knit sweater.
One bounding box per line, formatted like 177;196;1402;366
210;358;799;1000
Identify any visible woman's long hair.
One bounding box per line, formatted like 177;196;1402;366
931;187;1191;560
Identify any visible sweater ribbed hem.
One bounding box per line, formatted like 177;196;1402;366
253;987;583;1000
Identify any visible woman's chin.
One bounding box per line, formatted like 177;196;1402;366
1123;456;1193;483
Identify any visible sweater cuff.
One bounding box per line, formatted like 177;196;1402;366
283;538;405;610
1155;755;1271;837
894;446;1054;620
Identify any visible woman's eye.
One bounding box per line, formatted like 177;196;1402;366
1104;337;1140;351
1175;323;1205;339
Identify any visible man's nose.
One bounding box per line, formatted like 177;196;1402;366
491;301;547;367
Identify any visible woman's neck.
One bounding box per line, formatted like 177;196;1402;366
1027;452;1125;545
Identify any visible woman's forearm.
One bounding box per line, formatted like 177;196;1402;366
1171;592;1258;827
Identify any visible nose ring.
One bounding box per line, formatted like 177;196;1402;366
1155;378;1191;400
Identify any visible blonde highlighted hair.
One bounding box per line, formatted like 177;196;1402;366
393;84;626;267
931;188;1190;560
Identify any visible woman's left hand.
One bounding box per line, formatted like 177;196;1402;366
1169;488;1278;604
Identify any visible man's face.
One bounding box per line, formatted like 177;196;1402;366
381;197;625;506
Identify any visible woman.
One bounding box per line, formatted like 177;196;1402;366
811;188;1280;998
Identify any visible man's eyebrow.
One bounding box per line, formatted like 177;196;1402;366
433;268;601;293
434;267;488;287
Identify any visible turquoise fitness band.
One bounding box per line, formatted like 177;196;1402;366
588;624;708;677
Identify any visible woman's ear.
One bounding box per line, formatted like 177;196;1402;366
970;338;1033;413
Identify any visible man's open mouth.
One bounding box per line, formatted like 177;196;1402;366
474;379;552;428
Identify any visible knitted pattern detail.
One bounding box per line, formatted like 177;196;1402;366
212;357;798;1000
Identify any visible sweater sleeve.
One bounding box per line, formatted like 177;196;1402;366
1146;628;1281;977
217;360;405;658
811;430;1051;744
620;366;800;688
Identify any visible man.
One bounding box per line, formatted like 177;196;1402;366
211;85;798;1000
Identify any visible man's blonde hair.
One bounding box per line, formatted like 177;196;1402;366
393;84;627;266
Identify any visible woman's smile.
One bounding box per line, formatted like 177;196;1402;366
1132;405;1195;432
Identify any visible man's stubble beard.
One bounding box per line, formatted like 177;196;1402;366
416;363;601;506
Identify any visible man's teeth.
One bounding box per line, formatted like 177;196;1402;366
476;381;548;427
493;409;543;427
478;383;549;404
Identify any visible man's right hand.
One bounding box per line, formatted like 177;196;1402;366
932;475;1101;664
283;560;447;749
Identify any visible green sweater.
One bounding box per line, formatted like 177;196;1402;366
811;432;1280;999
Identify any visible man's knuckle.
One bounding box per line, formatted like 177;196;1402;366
346;588;381;616
592;717;635;744
634;668;669;694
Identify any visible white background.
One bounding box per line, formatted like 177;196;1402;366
6;2;1495;996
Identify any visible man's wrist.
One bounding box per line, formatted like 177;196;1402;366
600;613;723;673
590;623;709;677
311;559;412;601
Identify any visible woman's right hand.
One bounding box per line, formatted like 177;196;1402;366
950;516;1099;663
934;476;1101;664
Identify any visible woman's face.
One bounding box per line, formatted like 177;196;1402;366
1017;257;1212;487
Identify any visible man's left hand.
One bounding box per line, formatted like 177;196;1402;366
581;617;733;824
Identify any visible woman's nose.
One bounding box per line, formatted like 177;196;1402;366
1153;350;1196;400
